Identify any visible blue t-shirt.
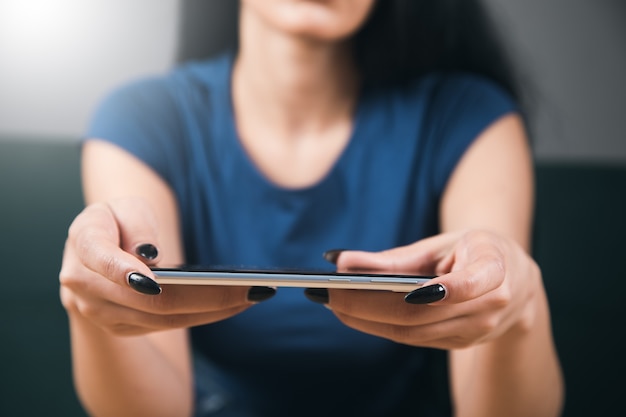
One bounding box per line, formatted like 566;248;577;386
87;54;516;417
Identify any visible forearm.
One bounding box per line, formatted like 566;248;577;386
68;312;193;417
451;284;564;417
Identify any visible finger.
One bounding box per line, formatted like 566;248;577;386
69;203;157;291
145;284;261;315
106;197;161;265
405;251;506;305
333;309;491;349
404;232;509;305
327;288;456;326
64;260;257;315
61;260;258;329
333;232;461;275
72;293;250;336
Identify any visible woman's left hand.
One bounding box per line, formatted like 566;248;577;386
321;230;542;349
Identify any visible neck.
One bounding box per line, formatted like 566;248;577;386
233;6;359;139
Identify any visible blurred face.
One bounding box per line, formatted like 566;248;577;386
241;0;377;41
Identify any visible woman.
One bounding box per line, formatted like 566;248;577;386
59;1;564;416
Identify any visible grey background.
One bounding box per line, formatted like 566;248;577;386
0;0;624;163
486;0;626;163
0;0;178;139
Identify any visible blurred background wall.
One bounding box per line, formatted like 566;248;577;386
0;0;178;139
0;0;624;162
485;0;626;163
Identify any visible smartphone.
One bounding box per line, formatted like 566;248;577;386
151;265;434;292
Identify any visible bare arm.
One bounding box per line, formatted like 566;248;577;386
61;140;193;417
441;114;564;417
325;114;564;417
61;138;266;417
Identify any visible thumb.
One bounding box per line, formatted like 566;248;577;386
107;197;162;265
329;232;462;275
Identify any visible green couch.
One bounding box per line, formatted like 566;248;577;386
1;139;624;416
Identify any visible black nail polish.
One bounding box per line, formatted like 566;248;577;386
404;284;446;304
304;288;329;304
247;286;276;303
136;244;158;260
128;272;162;295
322;249;344;265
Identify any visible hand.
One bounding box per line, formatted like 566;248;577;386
321;230;542;349
59;197;274;336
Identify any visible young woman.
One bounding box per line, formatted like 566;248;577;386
59;1;564;416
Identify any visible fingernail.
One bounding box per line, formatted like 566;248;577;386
304;288;329;304
322;249;344;265
247;286;276;303
128;272;162;295
136;244;158;260
404;284;446;304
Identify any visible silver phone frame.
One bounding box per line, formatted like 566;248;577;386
151;267;434;292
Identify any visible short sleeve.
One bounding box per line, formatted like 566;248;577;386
426;74;519;195
85;77;185;185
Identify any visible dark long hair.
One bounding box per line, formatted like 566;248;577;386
177;0;520;100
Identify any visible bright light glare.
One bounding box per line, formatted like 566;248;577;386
0;0;90;66
0;0;178;137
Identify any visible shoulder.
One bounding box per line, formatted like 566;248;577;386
94;53;233;118
393;73;521;196
173;53;233;89
366;72;517;130
404;72;517;116
93;77;175;122
88;54;233;136
401;72;519;142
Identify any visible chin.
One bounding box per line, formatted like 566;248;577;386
245;0;376;41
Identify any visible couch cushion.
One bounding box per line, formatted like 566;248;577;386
0;139;86;417
533;162;626;417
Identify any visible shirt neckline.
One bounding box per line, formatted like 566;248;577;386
219;54;371;197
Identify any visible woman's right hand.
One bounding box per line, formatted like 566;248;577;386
59;197;273;336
